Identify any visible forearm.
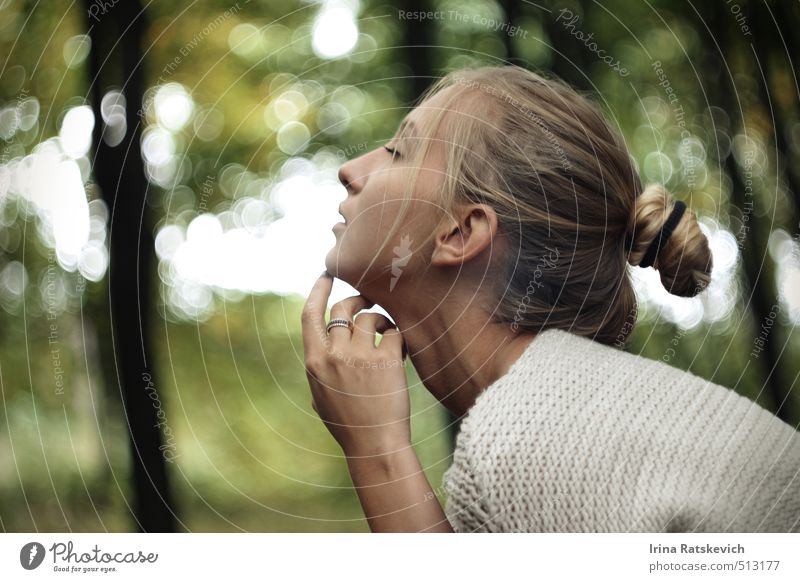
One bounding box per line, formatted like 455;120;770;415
345;445;454;532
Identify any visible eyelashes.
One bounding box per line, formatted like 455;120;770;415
383;145;400;159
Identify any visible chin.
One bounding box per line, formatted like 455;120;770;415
323;254;364;291
324;251;350;283
324;248;392;297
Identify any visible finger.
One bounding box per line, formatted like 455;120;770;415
352;312;398;350
379;327;408;360
301;271;334;360
328;294;374;341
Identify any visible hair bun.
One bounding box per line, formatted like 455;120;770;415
626;183;713;297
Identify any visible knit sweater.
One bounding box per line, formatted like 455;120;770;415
441;328;800;532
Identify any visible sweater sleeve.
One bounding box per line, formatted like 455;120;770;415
442;418;494;532
648;376;800;533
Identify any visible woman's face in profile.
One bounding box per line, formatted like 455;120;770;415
325;87;456;295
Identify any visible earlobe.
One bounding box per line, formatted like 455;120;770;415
430;205;498;268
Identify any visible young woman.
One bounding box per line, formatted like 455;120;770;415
301;65;800;532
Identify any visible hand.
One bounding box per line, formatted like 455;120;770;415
301;271;411;457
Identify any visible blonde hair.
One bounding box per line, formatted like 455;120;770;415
371;65;713;346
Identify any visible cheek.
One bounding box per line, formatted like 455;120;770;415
351;194;407;243
333;166;437;269
331;207;412;274
344;216;399;265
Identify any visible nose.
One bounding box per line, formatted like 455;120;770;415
337;161;359;224
337;161;358;195
338;150;376;196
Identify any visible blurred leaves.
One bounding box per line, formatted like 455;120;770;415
1;0;799;531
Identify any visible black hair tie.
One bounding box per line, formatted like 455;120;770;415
638;200;687;269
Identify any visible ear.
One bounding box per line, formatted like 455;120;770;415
430;204;500;267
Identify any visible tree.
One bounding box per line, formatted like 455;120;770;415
85;0;177;532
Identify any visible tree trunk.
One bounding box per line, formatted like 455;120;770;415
749;0;800;238
85;0;178;532
498;0;521;63
711;3;793;423
543;0;591;91
402;0;436;103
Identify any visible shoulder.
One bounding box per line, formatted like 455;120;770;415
464;328;798;452
462;327;700;426
445;328;800;531
467;327;776;421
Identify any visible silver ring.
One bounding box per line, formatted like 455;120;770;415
326;318;353;335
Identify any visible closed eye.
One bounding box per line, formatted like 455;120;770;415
383;145;400;159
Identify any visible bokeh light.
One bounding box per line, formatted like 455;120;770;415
312;0;359;59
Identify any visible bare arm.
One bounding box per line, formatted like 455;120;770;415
345;444;454;532
302;273;454;532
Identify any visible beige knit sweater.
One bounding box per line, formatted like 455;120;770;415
441;328;800;532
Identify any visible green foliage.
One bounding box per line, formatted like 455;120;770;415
1;0;799;532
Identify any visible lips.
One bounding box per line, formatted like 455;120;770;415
337;204;349;226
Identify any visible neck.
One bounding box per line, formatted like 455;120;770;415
379;289;536;418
